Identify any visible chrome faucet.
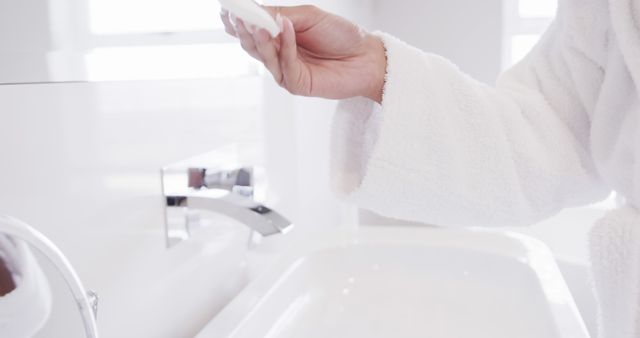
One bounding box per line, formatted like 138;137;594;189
162;165;293;248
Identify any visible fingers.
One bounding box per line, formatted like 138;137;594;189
235;20;261;61
220;10;237;37
253;28;283;84
224;4;323;38
222;8;301;90
279;17;298;70
279;17;304;94
262;5;323;32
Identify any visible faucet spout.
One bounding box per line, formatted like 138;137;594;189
167;193;292;237
162;162;293;248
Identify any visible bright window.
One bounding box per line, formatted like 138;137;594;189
89;0;223;34
510;34;543;65
503;0;557;67
518;0;558;18
85;0;259;81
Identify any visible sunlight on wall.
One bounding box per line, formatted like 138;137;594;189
85;44;259;81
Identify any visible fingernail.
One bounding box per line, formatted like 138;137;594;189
220;9;228;16
230;14;237;25
247;24;256;34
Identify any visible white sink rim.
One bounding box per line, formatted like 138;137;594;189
197;226;590;338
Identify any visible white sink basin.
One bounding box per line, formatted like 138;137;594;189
197;227;590;338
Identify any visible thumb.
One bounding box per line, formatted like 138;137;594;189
279;16;305;94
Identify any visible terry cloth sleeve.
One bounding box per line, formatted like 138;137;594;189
330;4;610;227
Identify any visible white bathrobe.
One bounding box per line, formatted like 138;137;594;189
331;0;640;337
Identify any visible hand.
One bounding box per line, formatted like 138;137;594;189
220;5;386;103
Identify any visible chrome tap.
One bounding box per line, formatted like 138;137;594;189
162;165;293;248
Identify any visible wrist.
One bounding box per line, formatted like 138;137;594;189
363;33;387;103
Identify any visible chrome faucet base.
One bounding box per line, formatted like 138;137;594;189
161;149;293;248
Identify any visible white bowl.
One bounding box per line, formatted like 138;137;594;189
197;226;590;338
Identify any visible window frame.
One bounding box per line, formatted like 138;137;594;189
70;0;259;81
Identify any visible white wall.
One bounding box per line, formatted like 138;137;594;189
372;0;504;84
0;0;52;82
0;0;88;83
